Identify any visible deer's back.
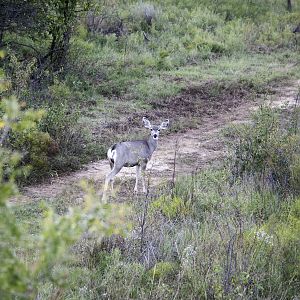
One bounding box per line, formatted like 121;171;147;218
114;140;151;167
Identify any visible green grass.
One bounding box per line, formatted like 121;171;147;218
168;51;299;83
74;47;300;151
3;1;300;298
12;202;43;234
4;0;300;178
9;102;300;298
13;167;300;299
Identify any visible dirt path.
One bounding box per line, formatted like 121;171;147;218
12;80;299;204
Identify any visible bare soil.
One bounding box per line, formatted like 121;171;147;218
11;80;299;204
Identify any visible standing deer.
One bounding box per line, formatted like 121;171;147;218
102;117;169;199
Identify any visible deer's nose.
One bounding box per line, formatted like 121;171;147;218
153;134;158;138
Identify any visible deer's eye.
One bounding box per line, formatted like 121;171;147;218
150;128;153;131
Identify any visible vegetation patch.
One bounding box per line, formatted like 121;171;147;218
1;1;300;299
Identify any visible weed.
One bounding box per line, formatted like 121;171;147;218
225;105;300;196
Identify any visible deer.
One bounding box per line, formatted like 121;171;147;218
293;23;300;34
102;117;169;199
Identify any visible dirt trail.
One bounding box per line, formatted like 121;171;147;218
12;80;299;204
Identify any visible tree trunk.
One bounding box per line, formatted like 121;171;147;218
0;30;3;47
49;28;71;72
287;0;292;11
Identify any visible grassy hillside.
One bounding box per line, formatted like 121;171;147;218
4;105;300;299
1;0;300;299
1;0;300;180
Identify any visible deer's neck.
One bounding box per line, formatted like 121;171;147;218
147;136;158;154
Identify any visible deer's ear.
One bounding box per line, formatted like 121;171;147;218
143;117;152;129
159;119;169;130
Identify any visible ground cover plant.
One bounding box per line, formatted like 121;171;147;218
1;0;300;181
3;104;300;299
1;0;300;299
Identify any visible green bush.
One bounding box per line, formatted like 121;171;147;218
100;251;145;299
270;199;300;286
225;105;300;196
147;261;179;281
172;170;230;221
130;2;158;32
252;12;298;48
1;161;129;299
6;97;88;180
0;63;130;298
151;195;191;219
10;129;53;173
38;101;87;173
6;51;37;98
244;198;300;298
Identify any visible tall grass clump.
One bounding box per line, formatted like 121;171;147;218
0;63;130;299
87;103;300;299
225;104;300;196
2;0;300;182
92;168;299;299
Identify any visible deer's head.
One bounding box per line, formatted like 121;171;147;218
143;117;169;140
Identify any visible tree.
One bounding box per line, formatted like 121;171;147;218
41;0;92;72
1;0;93;74
0;0;47;47
287;0;292;11
0;53;129;298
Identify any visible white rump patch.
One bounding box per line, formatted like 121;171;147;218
107;148;117;160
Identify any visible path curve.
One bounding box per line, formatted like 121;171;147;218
12;80;299;204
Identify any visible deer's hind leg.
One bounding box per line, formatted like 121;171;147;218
103;165;122;200
109;160;115;191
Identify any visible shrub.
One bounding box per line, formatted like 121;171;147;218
10;129;54;174
172;170;230;221
148;261;179;281
1;159;130;299
2;56;89;179
270;199;300;287
38;101;87;173
252;13;296;48
151;195;191;219
6;51;37;98
131;2;158;31
86;10;124;36
244;198;300;298
225;105;300;196
189;7;224;32
100;251;145;299
129;75;182;101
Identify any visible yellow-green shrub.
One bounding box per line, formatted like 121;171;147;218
226;105;300;196
148;261;179;281
151;195;191;219
270;199;300;283
10;128;55;177
244;198;300;297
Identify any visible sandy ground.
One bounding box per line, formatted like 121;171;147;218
11;80;299;204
